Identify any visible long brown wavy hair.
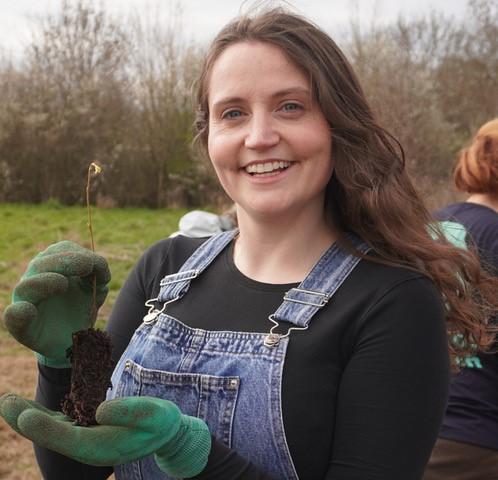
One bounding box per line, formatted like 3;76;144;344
193;8;498;363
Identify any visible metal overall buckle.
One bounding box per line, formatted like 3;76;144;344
144;269;199;324
143;296;180;324
263;287;330;347
263;315;309;348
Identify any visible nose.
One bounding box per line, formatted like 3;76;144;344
244;112;280;150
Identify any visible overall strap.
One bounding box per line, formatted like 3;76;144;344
158;229;238;302
272;233;371;328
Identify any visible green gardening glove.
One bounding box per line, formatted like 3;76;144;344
3;241;110;367
0;393;211;478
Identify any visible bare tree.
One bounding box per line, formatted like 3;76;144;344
1;0;132;204
119;3;206;207
434;0;498;136
346;0;498;207
0;0;496;209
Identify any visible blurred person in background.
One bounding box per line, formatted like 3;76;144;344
169;208;236;238
424;118;498;480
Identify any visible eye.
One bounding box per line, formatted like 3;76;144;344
222;109;244;120
281;102;303;112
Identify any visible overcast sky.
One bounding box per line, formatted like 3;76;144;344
0;0;469;57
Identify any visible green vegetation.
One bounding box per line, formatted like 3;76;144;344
0;203;188;333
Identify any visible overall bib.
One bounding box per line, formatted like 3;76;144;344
108;230;368;479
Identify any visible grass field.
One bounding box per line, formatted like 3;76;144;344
0;203;188;479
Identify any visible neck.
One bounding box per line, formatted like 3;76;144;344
466;193;498;213
233;207;338;284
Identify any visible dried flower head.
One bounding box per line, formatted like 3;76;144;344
89;162;102;175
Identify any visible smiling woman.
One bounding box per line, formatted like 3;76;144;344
1;7;498;480
206;41;335;282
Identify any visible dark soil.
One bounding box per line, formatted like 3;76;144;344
61;328;114;426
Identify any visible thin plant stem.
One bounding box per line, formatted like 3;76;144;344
86;162;102;325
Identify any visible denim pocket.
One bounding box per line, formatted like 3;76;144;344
117;358;240;448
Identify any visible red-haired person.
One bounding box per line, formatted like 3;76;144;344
1;10;497;480
425;119;498;479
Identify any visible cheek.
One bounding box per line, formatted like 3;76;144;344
207;130;226;167
303;130;333;168
208;131;238;173
207;135;231;189
207;149;224;186
316;125;333;170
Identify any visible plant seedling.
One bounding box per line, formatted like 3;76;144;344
61;162;114;426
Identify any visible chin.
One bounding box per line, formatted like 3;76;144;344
243;204;291;219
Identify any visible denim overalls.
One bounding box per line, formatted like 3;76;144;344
108;230;369;479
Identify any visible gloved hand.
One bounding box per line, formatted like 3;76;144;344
3;241;110;367
0;393;211;478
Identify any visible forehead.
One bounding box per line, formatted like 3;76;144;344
207;41;309;104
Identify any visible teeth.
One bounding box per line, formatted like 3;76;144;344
245;161;290;174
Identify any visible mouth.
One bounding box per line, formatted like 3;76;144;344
243;160;292;177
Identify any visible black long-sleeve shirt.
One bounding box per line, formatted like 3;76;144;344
35;235;450;479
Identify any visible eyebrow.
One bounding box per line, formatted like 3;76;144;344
211;87;311;110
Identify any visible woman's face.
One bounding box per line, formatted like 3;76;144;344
207;41;333;221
